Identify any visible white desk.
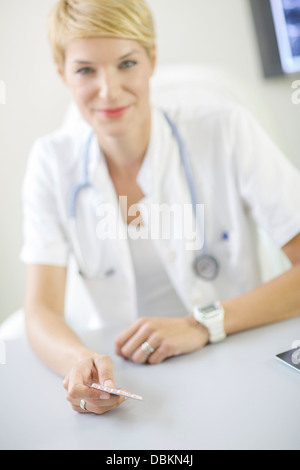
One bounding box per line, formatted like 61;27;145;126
0;317;299;450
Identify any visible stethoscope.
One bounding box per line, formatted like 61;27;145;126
68;111;219;281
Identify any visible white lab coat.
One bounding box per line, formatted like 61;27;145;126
20;104;300;329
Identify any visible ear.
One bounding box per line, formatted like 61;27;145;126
55;62;67;86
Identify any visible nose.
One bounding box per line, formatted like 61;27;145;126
97;69;120;102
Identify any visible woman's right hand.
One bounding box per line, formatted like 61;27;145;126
63;353;126;414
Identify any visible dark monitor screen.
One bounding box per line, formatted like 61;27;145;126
250;0;300;77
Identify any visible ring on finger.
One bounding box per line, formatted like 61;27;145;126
80;399;87;411
141;341;155;355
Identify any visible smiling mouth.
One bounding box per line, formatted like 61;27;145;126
96;105;131;119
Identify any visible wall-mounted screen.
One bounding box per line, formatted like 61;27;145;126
250;0;300;77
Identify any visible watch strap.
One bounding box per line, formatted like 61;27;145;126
193;301;226;343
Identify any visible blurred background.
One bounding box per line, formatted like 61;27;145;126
0;0;299;325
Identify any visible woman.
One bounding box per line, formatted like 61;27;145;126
22;0;300;415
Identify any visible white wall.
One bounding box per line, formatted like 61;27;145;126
0;0;299;323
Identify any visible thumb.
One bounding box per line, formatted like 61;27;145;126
62;376;69;390
95;355;115;388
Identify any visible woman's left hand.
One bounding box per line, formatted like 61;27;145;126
114;315;209;364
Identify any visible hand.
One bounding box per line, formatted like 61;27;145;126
63;353;126;414
114;315;209;364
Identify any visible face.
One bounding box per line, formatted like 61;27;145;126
62;37;156;139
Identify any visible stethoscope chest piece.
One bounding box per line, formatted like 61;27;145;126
193;254;219;281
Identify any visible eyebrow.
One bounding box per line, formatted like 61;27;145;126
72;50;140;65
118;50;140;60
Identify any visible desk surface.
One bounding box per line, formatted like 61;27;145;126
0;317;299;450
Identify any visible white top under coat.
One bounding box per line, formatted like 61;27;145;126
20;104;300;329
127;224;188;318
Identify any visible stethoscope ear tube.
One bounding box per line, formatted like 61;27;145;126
163;111;219;281
69;217;90;277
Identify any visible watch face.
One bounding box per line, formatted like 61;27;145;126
201;305;217;314
199;304;222;320
194;303;223;323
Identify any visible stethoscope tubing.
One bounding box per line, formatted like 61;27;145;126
162;111;208;256
68;111;218;280
69;131;94;219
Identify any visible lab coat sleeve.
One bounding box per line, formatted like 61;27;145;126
231;106;300;248
20;138;69;266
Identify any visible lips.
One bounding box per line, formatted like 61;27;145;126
96;105;131;119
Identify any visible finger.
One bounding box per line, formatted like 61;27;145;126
67;383;108;403
92;398;126;415
72;396;126;415
114;320;144;355
131;334;161;363
117;321;156;359
72;404;90;414
147;342;174;365
62;376;68;390
68;383;124;412
67;357;94;391
94;355;116;399
90;394;126;407
119;330;150;359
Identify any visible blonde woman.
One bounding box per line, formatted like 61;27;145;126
22;0;300;415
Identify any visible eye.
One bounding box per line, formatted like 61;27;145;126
76;67;94;76
119;60;137;70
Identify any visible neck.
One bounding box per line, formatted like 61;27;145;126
96;109;151;178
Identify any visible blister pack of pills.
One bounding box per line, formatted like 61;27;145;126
87;383;143;401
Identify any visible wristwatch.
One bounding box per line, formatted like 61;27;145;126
193;301;226;343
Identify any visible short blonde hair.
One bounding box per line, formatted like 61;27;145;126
48;0;156;71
